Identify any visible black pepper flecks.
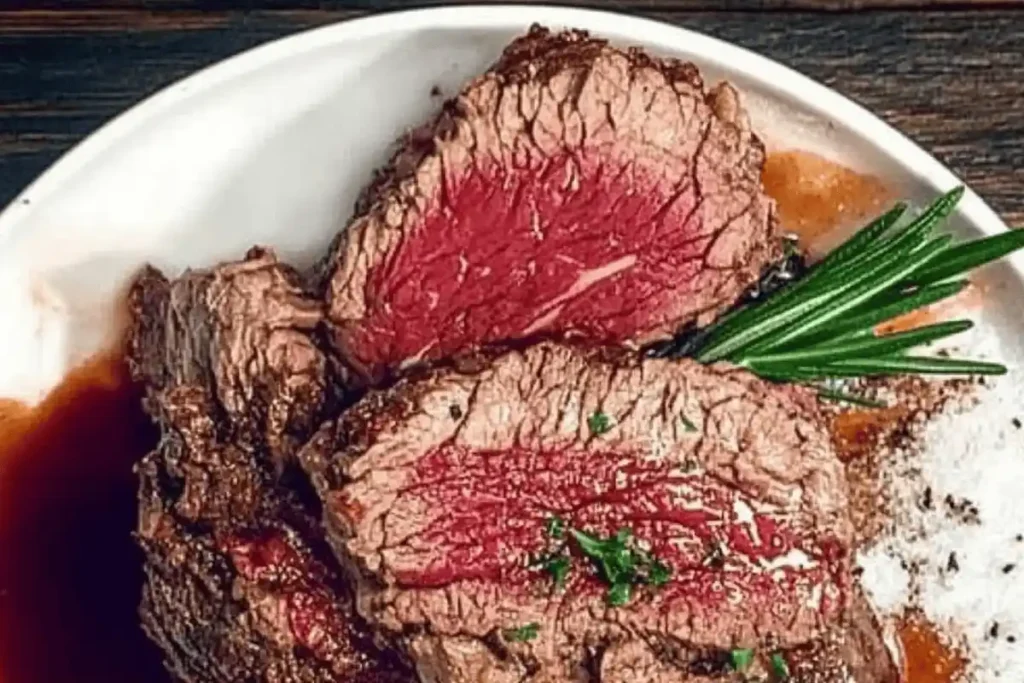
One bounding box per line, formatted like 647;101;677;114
1003;563;1016;574
1008;635;1017;644
449;404;463;420
920;486;934;511
943;494;981;525
946;552;960;573
988;622;1000;640
703;542;726;570
1013;417;1022;429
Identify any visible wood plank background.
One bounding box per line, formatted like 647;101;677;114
2;1;1024;9
1;4;1022;225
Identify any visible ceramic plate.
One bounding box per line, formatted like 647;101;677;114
0;7;1020;679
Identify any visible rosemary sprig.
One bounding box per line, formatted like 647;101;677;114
690;187;1024;381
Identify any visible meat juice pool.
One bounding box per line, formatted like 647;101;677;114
0;350;168;683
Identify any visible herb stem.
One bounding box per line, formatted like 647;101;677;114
679;188;1022;382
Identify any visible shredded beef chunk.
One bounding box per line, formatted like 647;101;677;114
300;343;866;683
128;250;410;682
321;26;778;384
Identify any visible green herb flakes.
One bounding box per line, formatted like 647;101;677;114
588;411;612;435
570;528;632;586
503;623;540;642
607;582;632;607
545;515;566;539
546;555;571;591
534;520;671;606
770;653;790;681
730;648;755;672
529;552;571;591
680;413;699;433
569;527;670;606
648;561;671;587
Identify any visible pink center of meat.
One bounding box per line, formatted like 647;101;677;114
355;154;710;372
380;445;845;628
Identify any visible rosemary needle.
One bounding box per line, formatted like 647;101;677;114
817;389;888;409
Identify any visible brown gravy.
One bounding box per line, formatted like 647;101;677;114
0;350;168;683
899;614;966;683
832;405;911;463
763;149;892;257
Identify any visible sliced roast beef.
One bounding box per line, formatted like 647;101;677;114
299;343;855;682
128;251;410;683
320;26;779;384
125;25;901;683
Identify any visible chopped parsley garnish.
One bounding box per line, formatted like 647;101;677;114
545;515;566;539
547;555;571;590
503;623;540;642
730;648;755;672
587;411;611;435
569;527;671;606
648;560;671;587
770;653;790;681
531;552;571;591
607;582;632;607
571;527;634;588
680;413;699;433
531;521;671;606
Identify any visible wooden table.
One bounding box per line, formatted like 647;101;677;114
1;2;1022;226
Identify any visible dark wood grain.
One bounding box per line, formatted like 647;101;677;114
1;1;1023;11
1;9;1022;227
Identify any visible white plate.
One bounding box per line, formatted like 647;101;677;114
0;5;1020;403
1;5;1023;679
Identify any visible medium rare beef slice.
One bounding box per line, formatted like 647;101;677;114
128;251;410;683
300;343;853;683
321;26;779;383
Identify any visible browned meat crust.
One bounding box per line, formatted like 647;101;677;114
128;250;410;682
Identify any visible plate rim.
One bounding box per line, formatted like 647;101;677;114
0;3;1009;241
